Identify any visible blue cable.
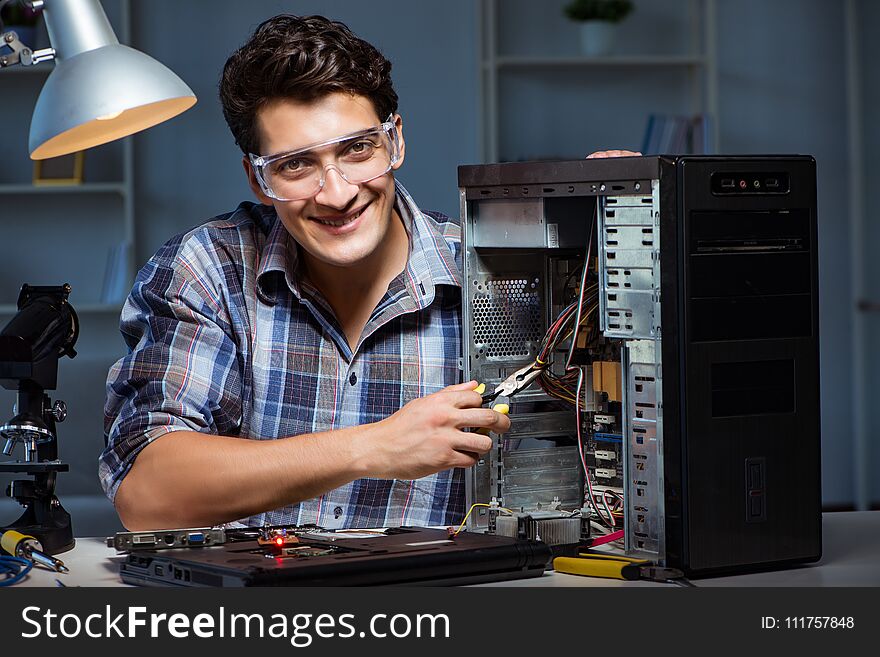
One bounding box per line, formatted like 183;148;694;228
0;555;34;586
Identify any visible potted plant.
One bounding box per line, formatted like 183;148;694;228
0;0;43;46
563;0;634;56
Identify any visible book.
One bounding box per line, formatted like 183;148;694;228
641;113;714;155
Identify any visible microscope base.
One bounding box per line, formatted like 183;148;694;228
1;500;75;555
0;461;75;554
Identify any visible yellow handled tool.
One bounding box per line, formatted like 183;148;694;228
554;552;686;582
1;529;68;573
554;553;649;581
479;363;543;403
473;384;509;436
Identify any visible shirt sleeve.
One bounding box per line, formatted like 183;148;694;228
99;243;244;503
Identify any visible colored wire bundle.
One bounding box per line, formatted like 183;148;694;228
537;219;600;408
536;288;601;406
0;556;33;587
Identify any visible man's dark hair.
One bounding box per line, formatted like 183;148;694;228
219;14;398;156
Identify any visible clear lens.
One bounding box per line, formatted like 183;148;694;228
253;122;399;201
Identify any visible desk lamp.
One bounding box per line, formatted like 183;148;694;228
0;0;197;159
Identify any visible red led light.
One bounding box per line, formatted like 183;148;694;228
275;537;284;546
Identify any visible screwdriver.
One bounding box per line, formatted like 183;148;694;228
1;529;69;573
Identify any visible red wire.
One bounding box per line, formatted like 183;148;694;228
589;530;625;547
539;302;578;361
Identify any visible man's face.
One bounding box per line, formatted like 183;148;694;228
245;92;406;271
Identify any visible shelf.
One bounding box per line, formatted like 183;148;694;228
492;55;706;68
479;0;718;162
0;182;127;195
0;302;123;314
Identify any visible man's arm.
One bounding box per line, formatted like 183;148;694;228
587;150;641;158
114;382;507;530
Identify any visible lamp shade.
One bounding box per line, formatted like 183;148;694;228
28;43;197;160
26;0;196;160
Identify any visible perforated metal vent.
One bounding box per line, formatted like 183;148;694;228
472;278;542;358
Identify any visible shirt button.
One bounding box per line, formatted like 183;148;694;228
333;506;344;519
349;372;357;386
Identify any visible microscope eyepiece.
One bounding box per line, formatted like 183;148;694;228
0;284;78;391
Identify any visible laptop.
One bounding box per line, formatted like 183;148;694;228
117;526;551;587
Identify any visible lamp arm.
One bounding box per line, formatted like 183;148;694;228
0;29;54;67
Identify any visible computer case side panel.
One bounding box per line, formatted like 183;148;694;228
658;157;688;571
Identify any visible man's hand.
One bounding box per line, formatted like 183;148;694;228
362;381;509;480
586;150;642;158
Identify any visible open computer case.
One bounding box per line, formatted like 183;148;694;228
458;155;822;578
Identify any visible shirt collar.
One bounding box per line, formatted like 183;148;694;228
255;206;298;305
255;180;462;306
394;180;462;310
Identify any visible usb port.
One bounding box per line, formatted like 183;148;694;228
720;178;735;189
765;178;779;188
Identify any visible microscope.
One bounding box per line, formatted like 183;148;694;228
0;284;78;554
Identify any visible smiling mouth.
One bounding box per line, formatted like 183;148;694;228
313;203;369;228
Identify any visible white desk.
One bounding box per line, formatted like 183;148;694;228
12;511;880;587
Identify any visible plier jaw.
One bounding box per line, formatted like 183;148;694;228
481;362;544;404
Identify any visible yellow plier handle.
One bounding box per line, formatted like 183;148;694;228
553;553;650;581
473;383;509;436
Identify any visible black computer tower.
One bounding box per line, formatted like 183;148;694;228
658;156;822;576
458;155;822;577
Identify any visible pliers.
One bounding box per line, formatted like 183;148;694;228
471;362;544;435
553;552;686;583
479;362;544;405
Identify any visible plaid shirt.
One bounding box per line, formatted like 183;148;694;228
100;181;465;528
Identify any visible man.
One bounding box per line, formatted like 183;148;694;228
99;14;633;531
99;15;509;531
